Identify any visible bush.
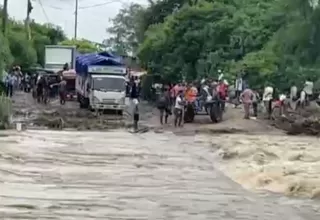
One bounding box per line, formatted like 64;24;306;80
0;95;12;129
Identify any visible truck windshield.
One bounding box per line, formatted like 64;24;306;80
93;77;125;92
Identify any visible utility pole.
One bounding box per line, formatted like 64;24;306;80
2;0;8;35
74;0;78;39
26;0;33;40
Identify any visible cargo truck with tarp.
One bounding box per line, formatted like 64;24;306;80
75;52;127;113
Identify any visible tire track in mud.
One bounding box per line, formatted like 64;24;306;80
0;130;318;219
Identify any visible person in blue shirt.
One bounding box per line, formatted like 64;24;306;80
4;73;16;97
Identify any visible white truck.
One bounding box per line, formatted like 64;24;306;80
44;45;77;72
76;65;127;113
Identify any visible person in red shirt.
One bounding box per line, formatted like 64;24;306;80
217;79;228;111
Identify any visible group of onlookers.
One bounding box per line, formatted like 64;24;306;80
156;77;230;127
2;66;23;97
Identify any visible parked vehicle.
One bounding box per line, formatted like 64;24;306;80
76;53;127;114
44;45;76;72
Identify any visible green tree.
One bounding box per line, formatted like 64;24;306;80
60;39;98;54
126;0;320;91
105;3;145;55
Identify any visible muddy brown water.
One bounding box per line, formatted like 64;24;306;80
0;129;319;219
2;92;319;219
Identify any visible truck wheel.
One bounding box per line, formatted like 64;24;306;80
184;103;195;123
83;98;90;109
210;103;222;123
79;98;85;108
77;93;81;102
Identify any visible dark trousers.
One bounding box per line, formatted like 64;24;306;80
59;91;66;105
244;103;250;119
158;106;172;124
6;84;13;97
174;108;183;127
252;102;258;117
264;100;272;118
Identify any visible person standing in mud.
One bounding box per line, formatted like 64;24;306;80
4;72;16;97
37;76;49;103
157;86;172;125
262;85;274;119
50;77;67;105
217;79;228;111
174;90;185;127
252;90;260;117
234;73;243;106
240;86;254;119
130;77;140;100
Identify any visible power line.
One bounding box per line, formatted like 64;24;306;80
78;0;124;10
41;0;124;11
37;0;50;22
44;5;65;10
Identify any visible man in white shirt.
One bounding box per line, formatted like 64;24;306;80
303;80;313;106
290;84;298;101
174;90;185;127
263;86;274;119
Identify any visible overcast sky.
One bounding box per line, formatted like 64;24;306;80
7;0;147;43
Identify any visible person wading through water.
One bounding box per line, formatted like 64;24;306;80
174;90;185;127
157;86;172;125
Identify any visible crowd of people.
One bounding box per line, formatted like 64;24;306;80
156;74;230;127
155;70;316;125
2;66;31;97
1;63;70;105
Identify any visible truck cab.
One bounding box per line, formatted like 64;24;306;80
76;54;127;113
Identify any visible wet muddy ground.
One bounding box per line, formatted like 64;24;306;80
11;92;154;130
1;91;319;219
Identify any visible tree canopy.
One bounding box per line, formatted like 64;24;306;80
60;39;99;54
105;0;320;92
0;8;67;71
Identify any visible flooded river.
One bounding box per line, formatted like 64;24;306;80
0;129;319;219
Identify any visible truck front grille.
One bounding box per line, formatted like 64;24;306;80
102;99;116;104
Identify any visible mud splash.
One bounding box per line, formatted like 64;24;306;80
272;102;320;136
205;134;320;199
